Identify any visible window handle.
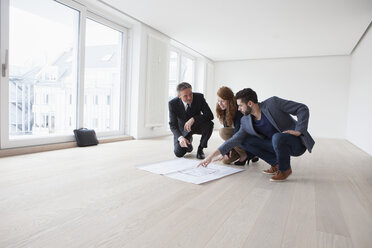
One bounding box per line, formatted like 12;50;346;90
2;49;8;77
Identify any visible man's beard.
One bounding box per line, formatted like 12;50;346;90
243;106;252;116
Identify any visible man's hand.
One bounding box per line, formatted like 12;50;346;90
283;130;301;136
184;118;195;132
178;137;190;148
197;150;223;167
197;156;212;167
197;154;224;167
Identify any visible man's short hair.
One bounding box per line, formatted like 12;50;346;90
176;82;192;93
235;88;258;104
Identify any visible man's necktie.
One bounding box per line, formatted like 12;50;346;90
186;104;191;117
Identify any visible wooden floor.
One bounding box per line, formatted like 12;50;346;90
1;132;372;248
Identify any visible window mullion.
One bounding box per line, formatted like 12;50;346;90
119;30;127;133
0;0;10;149
77;8;87;129
177;51;181;84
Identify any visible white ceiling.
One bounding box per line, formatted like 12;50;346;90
101;0;372;61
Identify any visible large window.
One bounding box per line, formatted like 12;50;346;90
0;0;127;148
168;48;195;100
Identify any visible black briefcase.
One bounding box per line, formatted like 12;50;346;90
73;128;99;147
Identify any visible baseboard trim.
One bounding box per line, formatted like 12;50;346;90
0;136;134;158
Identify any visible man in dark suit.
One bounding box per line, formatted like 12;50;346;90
169;82;214;159
197;88;315;182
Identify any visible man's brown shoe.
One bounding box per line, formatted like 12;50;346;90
262;164;278;175
270;168;292;182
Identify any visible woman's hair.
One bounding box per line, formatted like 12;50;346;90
216;86;237;127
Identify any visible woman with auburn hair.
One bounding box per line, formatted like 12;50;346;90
216;86;258;165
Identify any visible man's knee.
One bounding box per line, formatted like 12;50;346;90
199;120;213;130
241;135;257;148
272;133;286;150
174;152;185;158
193;121;214;136
207;120;214;129
174;148;186;158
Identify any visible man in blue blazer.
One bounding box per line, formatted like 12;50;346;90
169;82;214;159
198;88;314;182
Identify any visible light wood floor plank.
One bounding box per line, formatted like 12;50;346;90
317;231;353;248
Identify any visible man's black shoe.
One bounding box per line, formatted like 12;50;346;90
196;148;205;159
186;144;193;153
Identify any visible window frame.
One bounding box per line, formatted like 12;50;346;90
0;0;128;149
83;12;128;137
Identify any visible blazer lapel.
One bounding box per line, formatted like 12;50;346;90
178;99;187;117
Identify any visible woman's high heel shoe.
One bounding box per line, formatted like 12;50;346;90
251;156;259;162
234;158;249;166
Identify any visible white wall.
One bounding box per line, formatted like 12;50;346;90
347;25;372;156
214;56;351;138
131;26;170;139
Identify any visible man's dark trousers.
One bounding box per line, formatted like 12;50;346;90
241;133;306;171
174;121;214;158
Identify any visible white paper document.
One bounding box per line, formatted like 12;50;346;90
137;158;244;184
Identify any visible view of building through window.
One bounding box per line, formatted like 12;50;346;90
84;18;123;131
9;0;79;137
